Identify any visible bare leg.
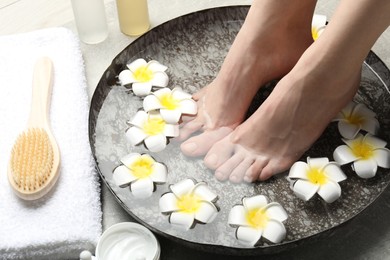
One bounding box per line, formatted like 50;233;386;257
179;0;316;156
205;0;390;183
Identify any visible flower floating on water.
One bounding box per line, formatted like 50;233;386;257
126;110;179;152
143;87;197;124
311;14;327;40
113;153;167;198
333;133;390;179
119;58;169;96
159;178;219;230
288;157;347;203
333;101;379;139
228;195;288;246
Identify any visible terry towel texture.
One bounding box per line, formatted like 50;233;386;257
0;27;102;260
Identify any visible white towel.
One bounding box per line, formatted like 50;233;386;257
0;28;102;260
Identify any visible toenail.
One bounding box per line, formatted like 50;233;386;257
215;171;224;180
230;175;238;183
244;175;252;183
182;142;197;153
206;154;217;166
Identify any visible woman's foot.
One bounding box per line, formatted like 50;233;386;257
179;0;316;157
203;42;362;183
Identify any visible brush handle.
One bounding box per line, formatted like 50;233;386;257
28;57;54;128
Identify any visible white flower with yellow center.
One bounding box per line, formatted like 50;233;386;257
333;133;390;178
288;157;347;203
113;153;167;198
228;195;288;246
333;101;379;140
312;14;327;40
119;58;169;96
126;110;179;152
143;87;197;124
159;179;219;230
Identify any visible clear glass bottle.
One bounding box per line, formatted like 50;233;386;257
71;0;109;44
116;0;150;36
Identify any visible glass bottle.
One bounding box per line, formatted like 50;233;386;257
116;0;150;36
71;0;109;44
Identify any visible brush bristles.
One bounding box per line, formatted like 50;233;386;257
10;128;54;192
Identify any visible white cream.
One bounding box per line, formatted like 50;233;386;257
96;223;159;260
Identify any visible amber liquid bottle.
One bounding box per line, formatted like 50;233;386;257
116;0;150;36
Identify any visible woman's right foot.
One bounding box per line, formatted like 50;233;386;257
180;0;317;157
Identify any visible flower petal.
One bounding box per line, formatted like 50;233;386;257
126;127;147;146
292;180;319;201
364;134;387;149
144;134;167;152
262;219;286;244
317;181;342;203
170;179;196;197
335;101;355;120
164;123;179;137
236;226;262;247
113;165;137;187
150;162;167;183
333;145;358;165
373;148;390;168
353;159;378;179
120;153;142;167
228;205;249;227
146;60;167;72
169;211;195;230
192;182;218;202
127;58;147;72
264;203;288;222
150;71;169;88
194;201;218;223
353;103;377;118
288;161;310;180
179;99;197;115
153;87;172;99
312;14;327;30
143;95;163;112
360;118;380;136
172;87;192;100
129;110;148;127
132;82;153;96
159;192;179;213
160;109;182;124
243;195;268;211
322;162;347;182
130;178;154;198
307;157;329;169
338;120;361;139
118;70;136;85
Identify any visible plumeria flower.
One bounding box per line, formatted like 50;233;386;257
126;110;179;152
288;157;347;203
159;179;219;230
113;153;167;198
228;195;288;246
333;133;390;178
333;101;379;140
312;14;327;40
143;87;197;124
118;58;169;96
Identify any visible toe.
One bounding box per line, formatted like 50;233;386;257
181;127;233;157
259;159;292;181
178;120;203;141
204;135;235;170
244;159;268;183
214;153;244;183
229;158;255;183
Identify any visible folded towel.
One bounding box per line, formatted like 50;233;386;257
0;28;102;260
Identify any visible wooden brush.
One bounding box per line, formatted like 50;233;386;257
8;57;60;200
